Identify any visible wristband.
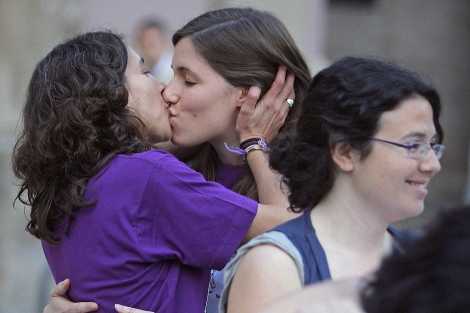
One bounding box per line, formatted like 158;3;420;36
240;137;269;151
224;137;269;156
244;144;266;156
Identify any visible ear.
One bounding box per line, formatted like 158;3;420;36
234;87;260;108
330;142;358;172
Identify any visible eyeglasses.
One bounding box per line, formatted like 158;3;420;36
369;138;445;160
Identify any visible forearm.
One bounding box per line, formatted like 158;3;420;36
246;150;289;207
245;150;297;240
246;203;297;240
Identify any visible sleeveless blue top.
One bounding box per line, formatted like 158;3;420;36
273;212;412;284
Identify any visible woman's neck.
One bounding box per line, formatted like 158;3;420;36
310;179;396;279
310;177;391;255
210;133;244;166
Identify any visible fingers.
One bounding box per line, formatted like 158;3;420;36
47;279;98;313
278;98;291;126
115;304;154;313
279;73;295;106
242;86;262;113
50;279;70;297
272;73;295;126
72;302;99;313
267;66;287;99
260;66;287;108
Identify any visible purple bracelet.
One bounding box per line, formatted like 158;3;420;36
224;142;246;155
224;137;269;156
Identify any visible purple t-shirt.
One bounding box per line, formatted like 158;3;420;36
215;162;248;189
42;150;257;313
206;162;249;313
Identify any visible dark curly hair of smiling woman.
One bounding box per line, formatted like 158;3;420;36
12;31;149;244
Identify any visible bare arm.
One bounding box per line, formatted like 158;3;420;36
237;66;294;207
260;278;363;313
237;67;299;239
227;245;302;313
115;269;363;313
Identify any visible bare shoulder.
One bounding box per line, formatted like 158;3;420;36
242;243;298;267
233;243;301;287
227;244;302;313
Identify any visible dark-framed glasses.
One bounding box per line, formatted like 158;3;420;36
369;138;445;160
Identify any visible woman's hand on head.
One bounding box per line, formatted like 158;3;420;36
43;279;98;313
236;66;295;143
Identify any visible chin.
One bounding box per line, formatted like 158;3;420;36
400;203;425;221
161;132;172;142
148;132;170;144
170;136;203;148
387;202;424;224
170;137;185;147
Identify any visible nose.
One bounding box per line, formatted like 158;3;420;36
156;83;170;109
419;150;441;176
162;79;181;106
157;81;165;93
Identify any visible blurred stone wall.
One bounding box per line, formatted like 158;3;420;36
0;2;82;312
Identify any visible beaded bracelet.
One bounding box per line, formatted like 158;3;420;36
224;137;269;157
240;138;263;150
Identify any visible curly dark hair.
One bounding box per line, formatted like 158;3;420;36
270;57;443;212
12;31;149;244
361;205;470;313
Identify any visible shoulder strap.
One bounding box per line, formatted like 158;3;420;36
275;213;332;284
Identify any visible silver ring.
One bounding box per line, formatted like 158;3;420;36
286;98;294;108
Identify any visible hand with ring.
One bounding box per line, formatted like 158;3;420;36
236;66;296;143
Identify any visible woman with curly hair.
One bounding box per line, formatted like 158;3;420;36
13;30;295;313
221;56;444;313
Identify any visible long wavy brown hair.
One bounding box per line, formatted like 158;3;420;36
172;7;311;200
12;31;149;243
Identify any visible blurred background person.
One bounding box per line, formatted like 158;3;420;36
132;16;173;83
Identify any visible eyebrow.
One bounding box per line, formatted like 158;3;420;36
402;132;438;141
172;65;200;79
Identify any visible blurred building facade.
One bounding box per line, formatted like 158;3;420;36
0;0;468;311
